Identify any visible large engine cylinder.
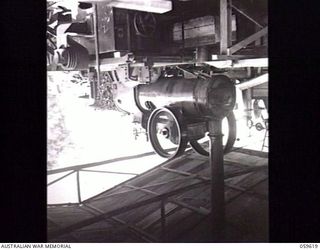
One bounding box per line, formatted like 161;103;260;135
135;75;236;119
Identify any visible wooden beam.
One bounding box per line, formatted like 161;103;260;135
226;177;268;204
125;184;210;216
47;217;80;242
81;0;172;13
227;0;233;46
236;73;268;90
142;206;181;230
160;166;210;182
93;4;100;100
87;177;192;203
161;199;167;241
230;3;263;28
48;180;210;239
228;26;268;55
205;58;268;68
80;169;138;176
47;170;76;187
255;26;262;46
220;0;229;54
47;151;157;175
230;147;269;158
82;204;159;242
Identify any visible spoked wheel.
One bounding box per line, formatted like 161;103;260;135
133;12;157;37
189;111;237;156
148;107;188;159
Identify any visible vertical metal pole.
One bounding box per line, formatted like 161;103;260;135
76;170;82;203
93;4;101;98
208;119;225;241
161;199;166;241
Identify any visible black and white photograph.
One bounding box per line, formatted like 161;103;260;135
46;0;268;243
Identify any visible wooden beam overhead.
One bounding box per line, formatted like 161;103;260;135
220;0;230;54
227;0;233;46
76;0;172;13
230;3;264;28
236;73;268;91
228;26;268;55
205;58;268;68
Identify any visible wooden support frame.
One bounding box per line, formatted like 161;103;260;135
236;73;268;91
143;206;181;231
47;170;76;187
227;0;233;46
104;0;172;14
228;26;268;55
82;203;159;242
220;0;232;54
174;176;268;240
47;151;157;175
230;3;263;28
225;182;268;201
205;58;268;68
111;217;157;242
161;164;265;182
125;184;210;216
230;147;268;158
92;4;100;99
47;217;81;242
49;180;211;239
225;177;268;204
160;166;210;182
80;169;138;176
48;165;267;240
160;199;167;241
88;177;194;203
48;154;265;206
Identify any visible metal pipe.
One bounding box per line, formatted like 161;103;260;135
76;171;82;203
208;119;225;241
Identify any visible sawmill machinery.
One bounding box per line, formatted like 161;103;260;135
47;0;268;159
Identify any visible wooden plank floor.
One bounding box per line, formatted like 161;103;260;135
47;147;268;242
